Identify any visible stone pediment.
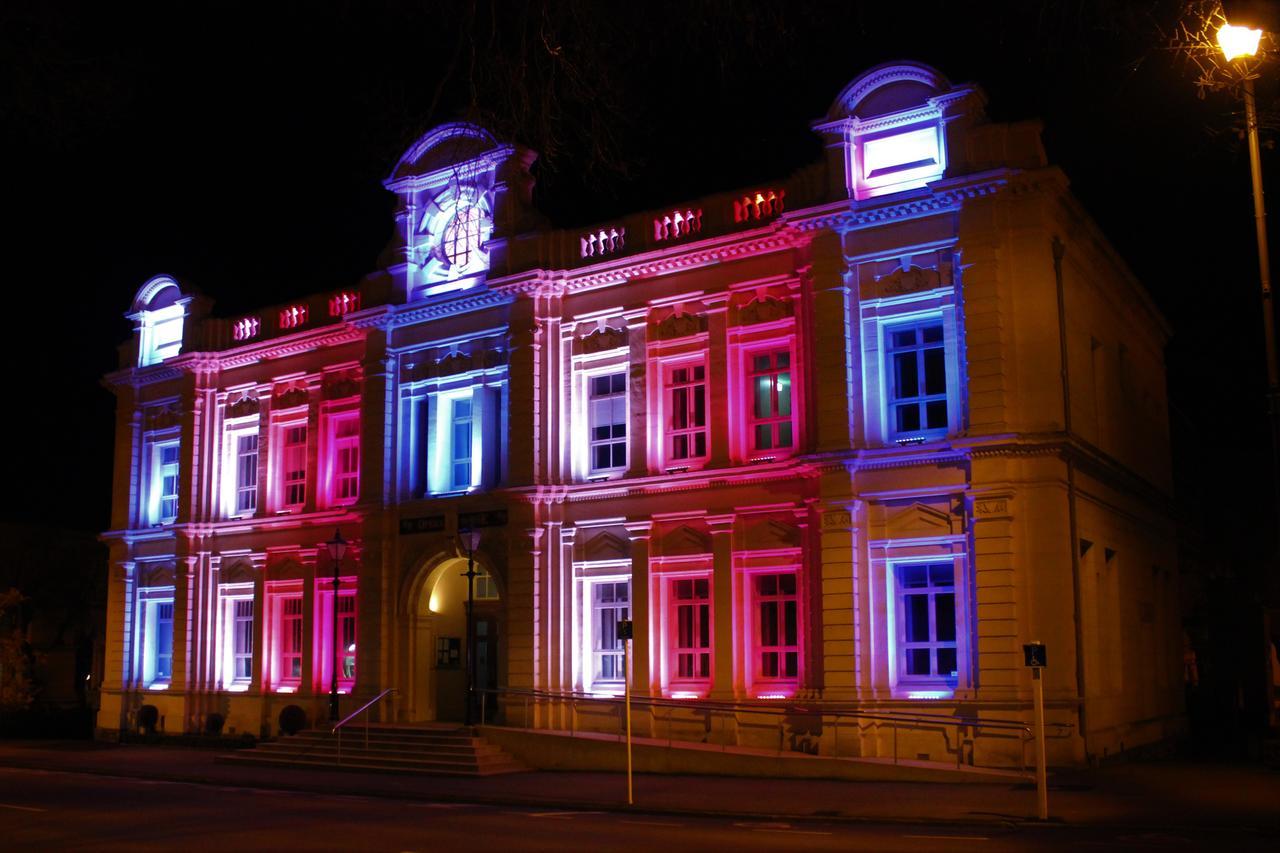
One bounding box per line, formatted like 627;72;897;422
438;351;474;375
274;385;308;409
661;525;710;557
583;530;630;562
738;296;792;326
268;558;305;581
884;501;955;537
655;312;705;341
138;562;175;587
865;265;941;300
579;326;627;355
741;518;800;551
220;559;256;584
145;404;183;431
324;371;361;400
227;394;260;418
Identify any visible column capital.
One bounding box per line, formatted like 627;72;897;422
706;514;736;535
624;520;652;541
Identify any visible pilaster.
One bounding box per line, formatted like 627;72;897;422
707;514;736;698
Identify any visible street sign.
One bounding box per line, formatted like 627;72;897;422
616;619;633;641
1023;643;1047;668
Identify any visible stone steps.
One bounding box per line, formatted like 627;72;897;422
219;725;528;777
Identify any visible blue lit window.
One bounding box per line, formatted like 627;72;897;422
894;563;958;687
588;372;627;473
137;589;175;688
450;397;473;489
145;439;181;526
886;322;948;440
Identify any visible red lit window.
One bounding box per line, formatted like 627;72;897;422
666;363;707;464
279;305;308;330
754;572;798;682
669;576;711;687
233;317;260;341
329;414;360;504
268;588;304;691
278;423;307;510
747;349;793;453
329;291;361;317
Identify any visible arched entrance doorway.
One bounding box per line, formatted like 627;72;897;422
405;554;504;723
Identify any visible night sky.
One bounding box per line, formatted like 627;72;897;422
6;1;1275;558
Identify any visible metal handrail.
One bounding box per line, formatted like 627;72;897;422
333;687;397;763
476;684;1074;772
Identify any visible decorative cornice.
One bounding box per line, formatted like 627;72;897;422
384;288;514;328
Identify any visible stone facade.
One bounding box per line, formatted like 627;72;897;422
100;61;1182;767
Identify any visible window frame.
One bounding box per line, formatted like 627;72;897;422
142;433;181;527
663;359;709;467
751;569;800;687
276;421;309;511
884;319;949;441
658;570;712;696
579;574;631;696
324;409;361;507
745;346;795;457
314;578;358;694
221;416;260;519
216;584;255;692
586;370;629;476
891;561;959;689
136;586;176;689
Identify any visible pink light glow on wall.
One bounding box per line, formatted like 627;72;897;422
580;226;625;258
654;209;702;241
233;317;260;341
733;190;785;223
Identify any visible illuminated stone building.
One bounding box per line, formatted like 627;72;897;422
100;62;1182;767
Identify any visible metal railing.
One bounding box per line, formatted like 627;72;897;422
333;687;398;763
476;685;1074;772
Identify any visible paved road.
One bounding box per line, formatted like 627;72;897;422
0;766;1272;851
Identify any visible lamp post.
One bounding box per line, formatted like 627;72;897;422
1218;21;1280;554
325;528;347;722
459;528;482;727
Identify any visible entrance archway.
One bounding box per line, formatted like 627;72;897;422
404;553;504;723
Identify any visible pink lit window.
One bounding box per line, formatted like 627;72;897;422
315;584;356;693
666;364;707;463
748;350;793;453
755;572;798;681
329;414;360;504
282;597;304;682
280;424;308;509
339;596;356;681
670;577;711;683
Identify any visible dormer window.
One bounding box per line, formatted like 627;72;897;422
443;206;485;269
131;276;188;367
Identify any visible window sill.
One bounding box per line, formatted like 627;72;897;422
894;686;955;700
146;682;171;691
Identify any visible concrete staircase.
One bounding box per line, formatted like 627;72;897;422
220;723;527;776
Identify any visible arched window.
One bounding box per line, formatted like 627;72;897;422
132;276;188;367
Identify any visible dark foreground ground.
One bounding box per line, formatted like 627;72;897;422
0;741;1277;850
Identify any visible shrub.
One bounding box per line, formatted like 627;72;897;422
204;712;225;735
278;705;308;735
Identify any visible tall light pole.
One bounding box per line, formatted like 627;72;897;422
325;528;347;722
459;528;481;727
1219;21;1280;553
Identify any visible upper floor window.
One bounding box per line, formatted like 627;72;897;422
327;413;360;505
234;433;258;515
132;276;187;367
143;438;180;526
588;372;628;474
893;562;958;689
450;396;474;490
748;350;793;454
443;206;485;269
666;363;707;465
887;321;948;440
279;424;308;510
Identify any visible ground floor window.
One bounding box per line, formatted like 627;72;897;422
664;575;711;695
217;586;255;691
136;588;175;689
315;581;357;693
584;577;630;694
754;571;798;685
893;562;958;689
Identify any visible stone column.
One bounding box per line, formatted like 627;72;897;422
707;514;736;699
624;521;654;696
627;316;649;477
817;504;857;700
706;302;731;467
807;231;855;453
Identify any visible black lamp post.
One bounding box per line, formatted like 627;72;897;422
325;528;347;722
459;528;481;727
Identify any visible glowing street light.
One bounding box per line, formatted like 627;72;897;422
1218;23;1263;60
1218;18;1280;554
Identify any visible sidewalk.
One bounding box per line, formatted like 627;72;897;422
0;739;1278;831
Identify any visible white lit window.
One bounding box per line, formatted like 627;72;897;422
670;576;711;685
666;363;707;463
136;588;175;688
857;125;945;199
588;372;628;473
589;579;630;690
140;303;185;367
754;572;798;682
218;588;255;690
443;206;484;269
328;414;360;504
144;438;181;526
893;562;958;687
886;321;948;440
279;424;308;509
233;433;258;515
748;350;793;453
450;397;473;490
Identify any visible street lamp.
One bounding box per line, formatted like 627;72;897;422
458;528;482;727
1218;19;1280;551
325;528;347;722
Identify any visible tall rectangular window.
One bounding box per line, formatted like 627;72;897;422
894;563;958;685
588;372;627;473
671;577;711;681
450;397;473;489
154;441;181;525
748;350;793;452
235;433;259;514
887;322;948;438
755;572;798;681
282;597;304;681
666;364;707;462
155;602;174;682
331;415;360;503
281;424;308;509
233;599;254;682
591;580;630;686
